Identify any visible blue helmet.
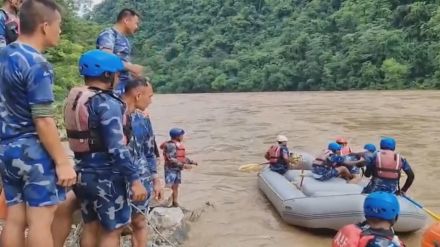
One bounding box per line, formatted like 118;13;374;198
79;49;124;77
169;128;185;139
380;137;396;151
328;142;341;152
364;192;400;221
363;144;376;153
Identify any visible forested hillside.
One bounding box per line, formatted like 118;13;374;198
89;0;440;92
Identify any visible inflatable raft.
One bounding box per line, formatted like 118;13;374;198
258;152;426;232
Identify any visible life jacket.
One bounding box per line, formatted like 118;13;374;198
422;223;440;247
161;140;186;166
64;86;131;157
313;150;334;166
333;223;404;247
375;150;402;180
0;9;19;44
267;145;282;165
340;146;352;156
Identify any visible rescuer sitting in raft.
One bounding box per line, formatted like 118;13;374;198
264;135;292;175
312;142;363;182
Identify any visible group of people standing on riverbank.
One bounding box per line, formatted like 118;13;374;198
0;1;197;247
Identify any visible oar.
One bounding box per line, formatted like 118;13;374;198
402;194;440;221
238;162;268;172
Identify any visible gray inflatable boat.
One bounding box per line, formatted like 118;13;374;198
257;152;426;232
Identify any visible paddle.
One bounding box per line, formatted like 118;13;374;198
402;194;440;221
238;162;269;172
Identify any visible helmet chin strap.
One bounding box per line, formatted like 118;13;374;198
104;72;116;89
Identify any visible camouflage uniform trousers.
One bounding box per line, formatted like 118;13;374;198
269;163;288;175
74;171;131;230
0;137;66;206
164;166;181;187
312;164;340;181
362;177;398;194
131;157;155;214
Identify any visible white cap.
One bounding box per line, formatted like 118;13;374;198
277;135;288;142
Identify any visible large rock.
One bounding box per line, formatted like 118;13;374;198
149;207;184;230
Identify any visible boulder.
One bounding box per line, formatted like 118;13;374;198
148;207;184;230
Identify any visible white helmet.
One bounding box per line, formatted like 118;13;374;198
277;135;288;142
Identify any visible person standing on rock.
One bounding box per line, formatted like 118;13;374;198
127;77;163;247
64;50;147;247
0;1;77;246
52;70;160;247
96;8;144;95
160;128;198;207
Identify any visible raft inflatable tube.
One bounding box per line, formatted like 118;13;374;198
258;168;426;232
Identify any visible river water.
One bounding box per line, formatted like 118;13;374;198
147;91;440;247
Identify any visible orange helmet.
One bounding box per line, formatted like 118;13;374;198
336;137;348;144
422;223;440;247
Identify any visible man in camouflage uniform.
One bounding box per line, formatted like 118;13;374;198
124;79;162;247
0;0;21;49
362;138;415;195
52;78;160;247
96;8;143;95
0;1;76;246
69;50;148;247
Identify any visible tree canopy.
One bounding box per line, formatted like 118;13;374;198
85;0;440;93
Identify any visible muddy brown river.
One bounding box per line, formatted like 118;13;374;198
147;91;439;247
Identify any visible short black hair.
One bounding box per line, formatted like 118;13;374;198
124;77;150;93
20;0;61;35
116;8;139;22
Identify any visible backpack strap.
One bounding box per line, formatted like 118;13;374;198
0;9;8;21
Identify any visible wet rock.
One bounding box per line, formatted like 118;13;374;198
149;207;184;230
0;202;213;247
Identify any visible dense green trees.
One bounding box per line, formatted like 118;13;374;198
86;0;440;92
47;0;101;126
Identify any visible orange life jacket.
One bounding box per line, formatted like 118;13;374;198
161;140;186;165
64;86;130;156
333;223;404;247
340;146;352;156
313;150;334;166
267;145;281;164
422;223;440;247
375;150;402;180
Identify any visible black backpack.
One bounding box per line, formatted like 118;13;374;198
0;9;19;44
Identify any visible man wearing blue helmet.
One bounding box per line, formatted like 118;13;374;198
160;128;198;207
52;76;158;247
64;49;148;246
312;142;360;182
333;192;405;247
0;1;77;246
362;137;414;194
